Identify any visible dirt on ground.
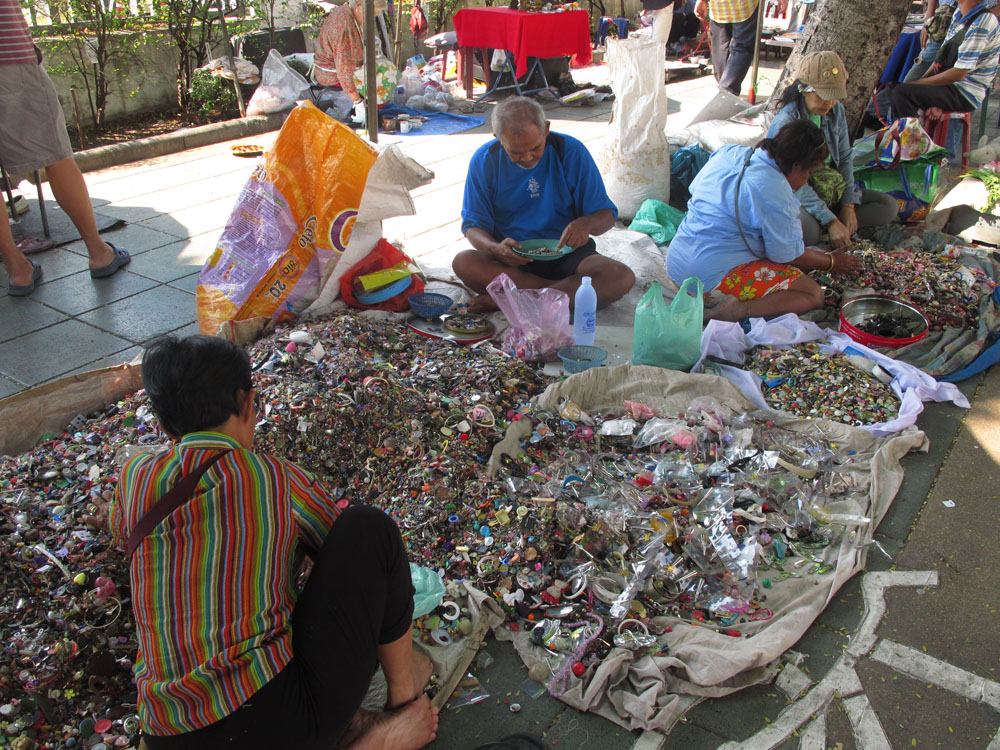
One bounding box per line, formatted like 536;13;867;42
67;110;236;150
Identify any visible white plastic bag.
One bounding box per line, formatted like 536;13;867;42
598;38;670;221
246;49;310;116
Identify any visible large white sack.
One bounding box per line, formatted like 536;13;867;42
598;38;671;221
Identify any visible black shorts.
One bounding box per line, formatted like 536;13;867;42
522;238;599;281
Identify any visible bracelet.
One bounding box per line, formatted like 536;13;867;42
827;253;835;271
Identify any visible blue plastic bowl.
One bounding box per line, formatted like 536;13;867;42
557;345;608;374
408;292;454;318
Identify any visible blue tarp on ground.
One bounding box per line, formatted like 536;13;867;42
380;104;485;136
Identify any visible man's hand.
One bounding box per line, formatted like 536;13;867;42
695;0;708;21
826;218;852;249
557;218;592;251
490;237;530;266
830;249;862;274
838;203;858;236
920;26;929;48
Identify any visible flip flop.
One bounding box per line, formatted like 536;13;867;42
8;258;42;297
15;236;55;255
90;242;131;279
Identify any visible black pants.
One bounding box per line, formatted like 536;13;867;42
144;505;415;750
889;81;975;118
709;8;759;96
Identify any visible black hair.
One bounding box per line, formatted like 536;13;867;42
141;334;252;438
777;80;805;108
758;119;828;176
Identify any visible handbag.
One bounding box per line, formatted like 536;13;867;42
924;2;955;44
126;451;231;559
807;163;847;208
353;54;400;106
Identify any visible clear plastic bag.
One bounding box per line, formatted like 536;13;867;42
487;273;573;361
447;672;490;709
246;49;311;116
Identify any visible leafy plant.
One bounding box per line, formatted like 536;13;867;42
189;68;239;118
157;0;226;112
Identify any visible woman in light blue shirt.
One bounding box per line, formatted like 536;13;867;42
668;120;863;322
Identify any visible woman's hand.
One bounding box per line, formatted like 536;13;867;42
838;203;859;236
830;249;862;275
826;218;852;249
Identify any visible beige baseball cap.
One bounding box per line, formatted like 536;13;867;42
797;51;848;101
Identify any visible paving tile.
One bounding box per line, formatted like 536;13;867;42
0;319;132;386
127;237;217;283
96;223;187;255
0;290;68;342
29;269;158;316
14;243;97;283
137;195;236;239
171;321;202;338
167;272;201;294
77;285;196;344
92;203;161;224
0;375;25;399
58;345;144;380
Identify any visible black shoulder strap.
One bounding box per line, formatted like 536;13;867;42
126;450;231;559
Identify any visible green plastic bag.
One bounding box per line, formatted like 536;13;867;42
632;278;704;371
627;199;686;245
411;562;446;618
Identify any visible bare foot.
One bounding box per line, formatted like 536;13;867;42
464;292;498;313
344;696;439;750
704;297;749;323
387;650;434;709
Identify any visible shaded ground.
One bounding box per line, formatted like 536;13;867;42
67;109;236;150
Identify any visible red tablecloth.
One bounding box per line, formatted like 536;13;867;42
453;8;593;79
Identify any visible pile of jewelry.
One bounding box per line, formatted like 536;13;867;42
0;394;162;749
464;397;867;695
821;239;992;331
248;312;551;508
745;343;900;425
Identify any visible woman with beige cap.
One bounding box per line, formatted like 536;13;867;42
768;51;897;249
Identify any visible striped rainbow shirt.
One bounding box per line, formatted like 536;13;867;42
0;0;37;65
111;431;341;736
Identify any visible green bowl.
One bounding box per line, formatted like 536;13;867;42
515;239;571;260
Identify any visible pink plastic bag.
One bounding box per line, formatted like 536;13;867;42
487;273;573;361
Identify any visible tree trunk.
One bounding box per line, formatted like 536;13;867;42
766;0;912;134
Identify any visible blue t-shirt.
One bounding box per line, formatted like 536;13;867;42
667;144;804;291
461;132;618;242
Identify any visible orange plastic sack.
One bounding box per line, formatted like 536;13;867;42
196;103;378;335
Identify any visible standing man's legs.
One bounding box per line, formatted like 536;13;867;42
717;7;759;95
710;19;733;85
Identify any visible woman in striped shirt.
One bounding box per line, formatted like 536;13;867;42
111;334;438;749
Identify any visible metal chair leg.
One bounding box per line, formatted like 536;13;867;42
33;170;49;239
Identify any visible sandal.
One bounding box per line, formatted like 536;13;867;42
15;236;54;255
8;258;42;297
90;242;131;279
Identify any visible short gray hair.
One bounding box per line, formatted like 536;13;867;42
492;97;547;138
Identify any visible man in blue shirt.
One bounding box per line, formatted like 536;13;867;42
889;0;1000;117
454;97;635;313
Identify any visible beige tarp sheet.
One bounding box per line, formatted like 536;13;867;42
486;365;924;732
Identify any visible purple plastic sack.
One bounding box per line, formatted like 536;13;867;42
487;273;572;361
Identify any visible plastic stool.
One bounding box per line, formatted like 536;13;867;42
595;17;629;47
926;110;972;168
1;163;49;239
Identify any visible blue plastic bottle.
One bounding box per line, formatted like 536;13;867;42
573;276;597;346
